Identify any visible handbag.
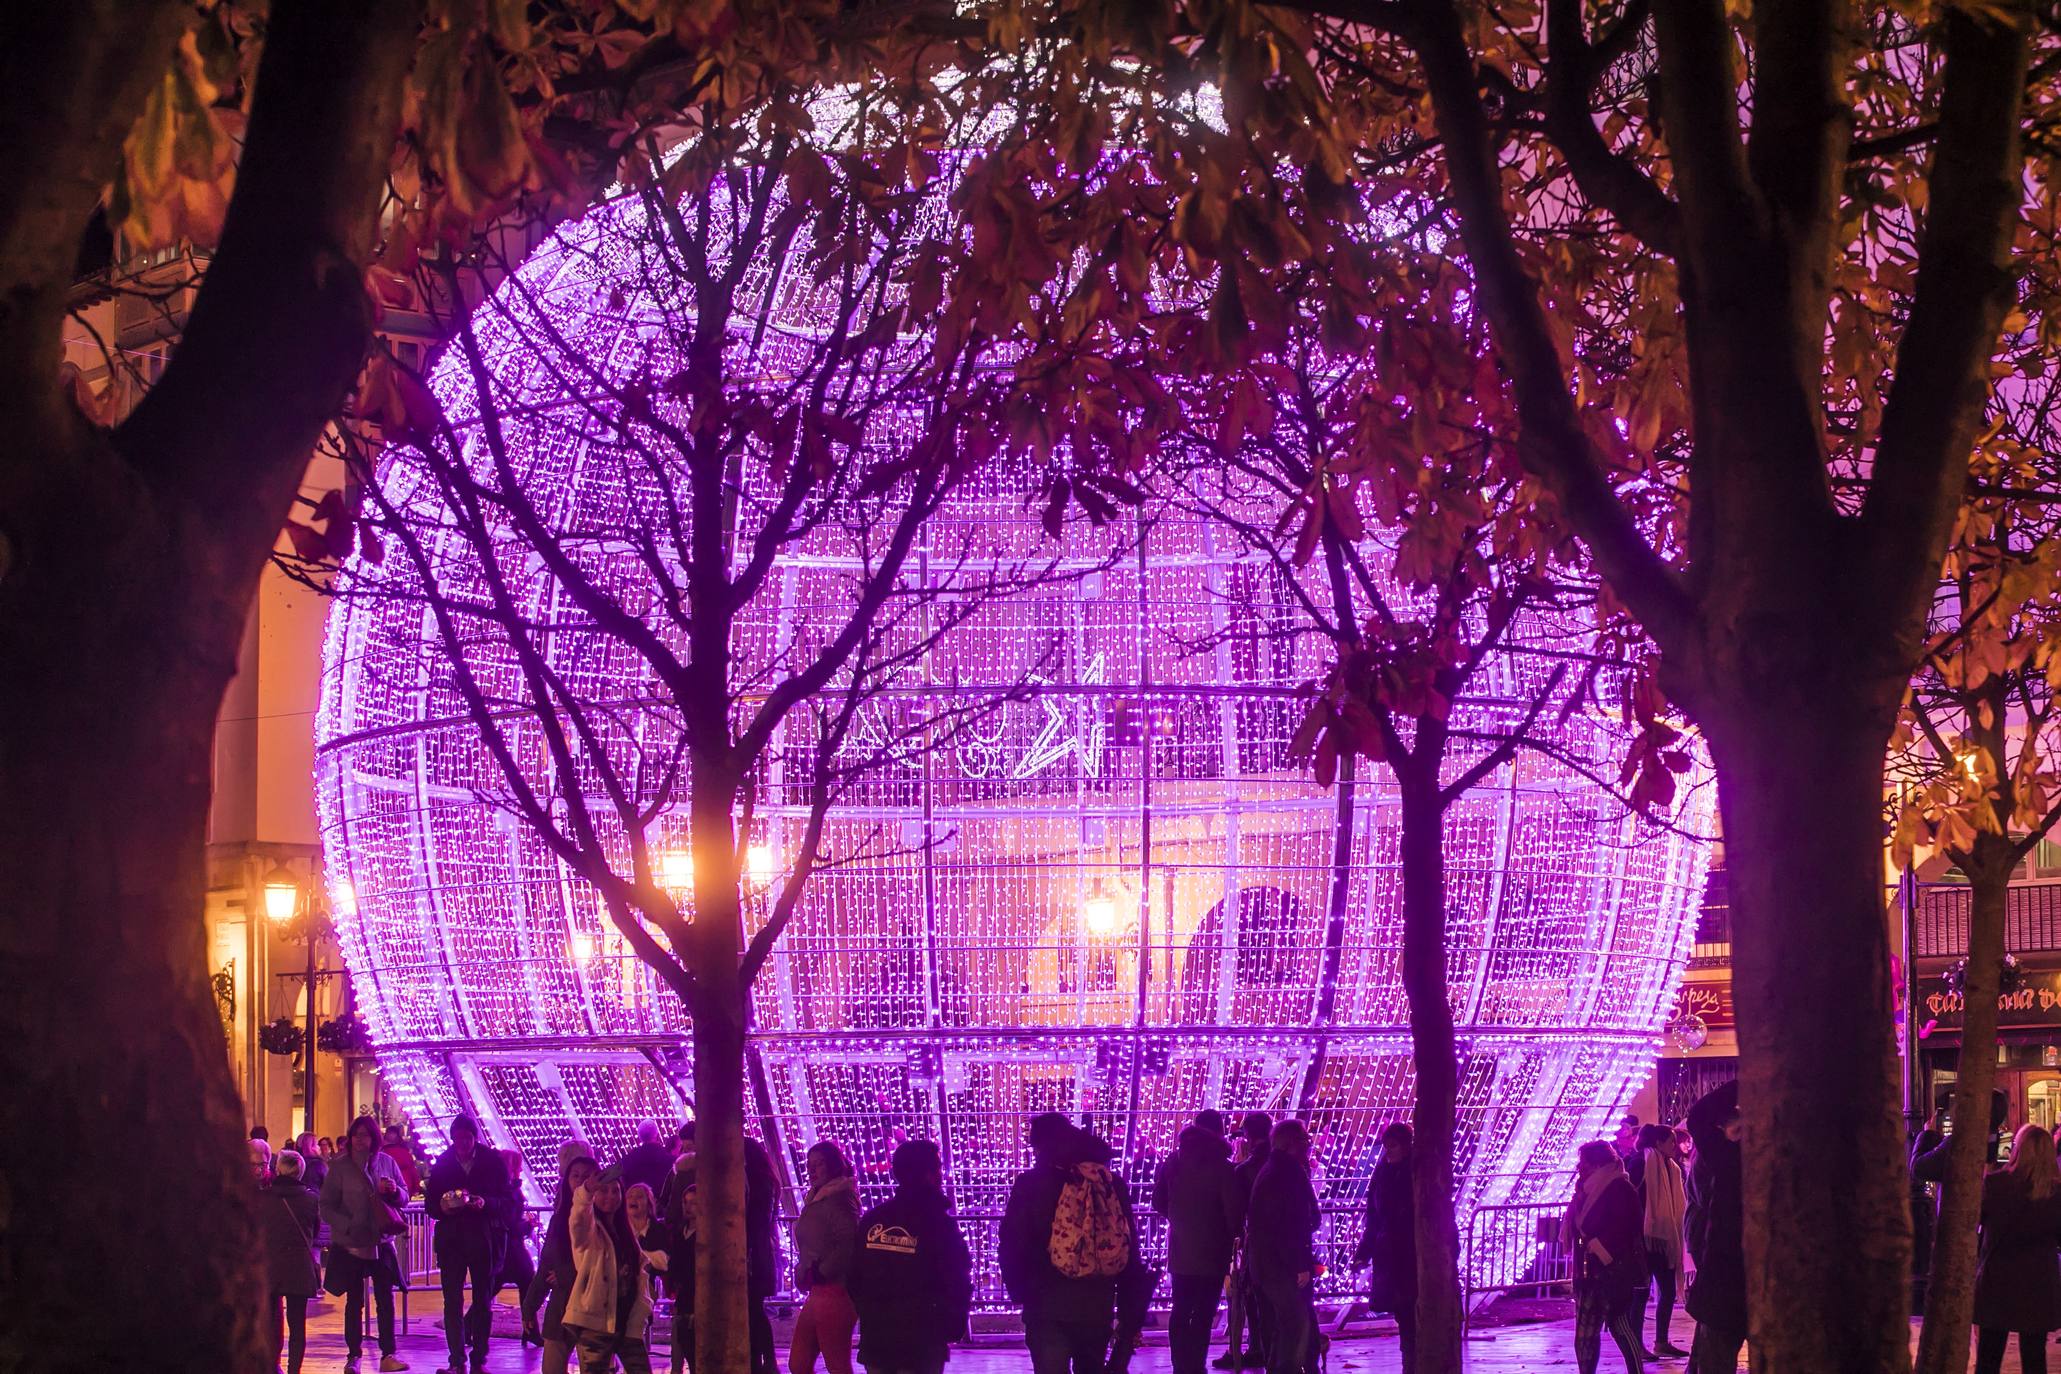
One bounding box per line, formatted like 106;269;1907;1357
377;1192;409;1238
322;1245;357;1298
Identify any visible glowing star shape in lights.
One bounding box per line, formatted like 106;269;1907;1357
1013;653;1108;779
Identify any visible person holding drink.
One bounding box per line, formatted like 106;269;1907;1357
426;1115;518;1374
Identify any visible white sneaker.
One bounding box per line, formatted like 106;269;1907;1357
379;1359;410;1372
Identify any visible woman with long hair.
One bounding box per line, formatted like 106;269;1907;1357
318;1115;409;1373
566;1166;657;1374
791;1141;863;1374
1974;1123;2061;1374
1637;1124;1690;1359
1565;1140;1646;1374
537;1149;601;1374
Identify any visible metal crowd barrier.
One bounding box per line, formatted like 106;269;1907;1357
1459;1200;1573;1316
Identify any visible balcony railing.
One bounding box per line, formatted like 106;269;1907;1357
1913;880;2061;960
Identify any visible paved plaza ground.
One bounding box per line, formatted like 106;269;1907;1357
292;1295;2053;1373
293;1295;1781;1373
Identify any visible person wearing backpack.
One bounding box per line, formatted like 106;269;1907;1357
1243;1121;1319;1374
850;1139;974;1374
1001;1113;1131;1374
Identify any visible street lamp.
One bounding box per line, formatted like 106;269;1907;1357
263;863;323;1137
263;865;301;924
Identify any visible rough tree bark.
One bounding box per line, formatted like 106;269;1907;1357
1701;672;1915;1373
1914;838;2010;1374
1394;0;2035;1365
689;769;756;1374
1398;762;1464;1374
0;2;415;1367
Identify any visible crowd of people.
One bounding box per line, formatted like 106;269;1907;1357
238;1087;1797;1374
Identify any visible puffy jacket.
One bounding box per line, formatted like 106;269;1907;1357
851;1186;974;1367
566;1185;653;1339
1153;1127;1241;1277
795;1176;862;1289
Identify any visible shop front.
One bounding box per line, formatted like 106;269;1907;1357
1914;963;2061;1139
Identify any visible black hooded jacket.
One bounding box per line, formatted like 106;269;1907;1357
1684;1080;1746;1332
1153;1126;1241;1276
851;1185;975;1367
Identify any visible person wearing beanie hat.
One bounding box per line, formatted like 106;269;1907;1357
425;1116;517;1374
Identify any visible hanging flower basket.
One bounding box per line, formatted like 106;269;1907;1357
1941;953;2026;997
318;1010;374;1055
258;1016;304;1057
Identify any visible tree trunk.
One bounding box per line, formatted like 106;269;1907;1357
1709;699;1912;1374
1914;843;2011;1374
690;782;755;1374
1399;775;1464;1374
0;443;271;1370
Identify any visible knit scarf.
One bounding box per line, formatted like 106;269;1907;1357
1564;1157;1628;1250
1642;1148;1687;1271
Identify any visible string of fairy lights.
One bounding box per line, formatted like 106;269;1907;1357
314;171;1712;1302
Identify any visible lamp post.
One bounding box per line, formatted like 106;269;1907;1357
263;864;319;1137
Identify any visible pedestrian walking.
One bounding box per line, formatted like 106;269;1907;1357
321;1114;410;1373
659;1129;698;1374
793;1141;864;1374
1973;1123;2061;1374
1218;1112;1274;1371
260;1150;322;1374
1243;1120;1319;1374
626;1181;674;1315
1354;1123;1416;1370
1637;1125;1690;1359
1081;1131;1152;1374
1911;1117;1946;1314
1566;1140;1645;1374
850;1138;974;1374
566;1166;658;1374
383;1124;423;1198
623;1120;676;1199
1155;1114;1242;1374
1683;1082;1745;1374
295;1132;329;1191
251;1136;274;1181
748;1135;784;1374
1002;1112;1129;1374
537;1150;602;1374
1611;1115;1641;1166
425;1115;517;1374
498;1148;539;1303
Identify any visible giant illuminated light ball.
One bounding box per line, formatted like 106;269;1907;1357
315;181;1712;1298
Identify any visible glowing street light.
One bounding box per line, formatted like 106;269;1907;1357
1082;892;1119;938
747;842;777;888
570;930;598;966
263;865;302;923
